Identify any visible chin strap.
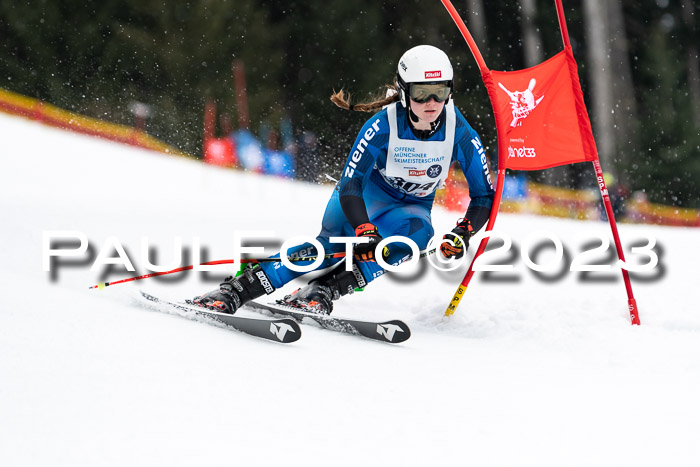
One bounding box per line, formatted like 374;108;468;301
406;98;445;132
407;106;444;139
430;117;440;132
408;106;420;124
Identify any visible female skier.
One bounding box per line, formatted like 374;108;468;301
194;45;495;314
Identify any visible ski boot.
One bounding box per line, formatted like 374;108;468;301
279;263;367;315
193;264;275;314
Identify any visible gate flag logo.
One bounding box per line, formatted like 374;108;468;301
483;47;599;171
498;78;545;127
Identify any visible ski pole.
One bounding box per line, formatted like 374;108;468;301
88;248;437;290
88;253;346;290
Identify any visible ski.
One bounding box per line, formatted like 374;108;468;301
244;301;411;344
139;291;301;343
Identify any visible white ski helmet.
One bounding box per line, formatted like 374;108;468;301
396;45;454;107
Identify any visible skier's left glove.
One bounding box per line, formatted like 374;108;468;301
353;223;389;262
440;218;473;259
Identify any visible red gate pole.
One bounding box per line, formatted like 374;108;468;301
591;160;641;324
440;0;506;316
555;0;640;325
440;0;488;72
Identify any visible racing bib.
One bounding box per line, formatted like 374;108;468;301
380;101;455;198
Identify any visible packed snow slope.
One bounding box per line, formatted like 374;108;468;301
1;112;699;467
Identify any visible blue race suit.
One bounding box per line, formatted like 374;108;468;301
260;101;495;289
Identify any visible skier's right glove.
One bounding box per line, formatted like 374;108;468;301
440;218;473;259
353;223;389;262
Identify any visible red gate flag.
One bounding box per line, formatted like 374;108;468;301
440;0;639;325
482;47;599;171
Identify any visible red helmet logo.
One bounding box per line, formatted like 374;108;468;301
425;70;442;79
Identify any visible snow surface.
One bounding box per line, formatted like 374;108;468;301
1;112;699;467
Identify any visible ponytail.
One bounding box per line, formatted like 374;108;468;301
330;83;400;113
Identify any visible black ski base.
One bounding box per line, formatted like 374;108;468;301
139;291;301;343
244;301;411;344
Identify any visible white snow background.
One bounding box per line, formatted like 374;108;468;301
1;112;699;467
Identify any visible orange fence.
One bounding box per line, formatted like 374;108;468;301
2;88;697;227
436;168;700;227
0;88;189;158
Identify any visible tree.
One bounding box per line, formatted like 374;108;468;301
582;0;617;178
464;0;488;48
604;0;640;186
680;0;700;128
519;0;544;67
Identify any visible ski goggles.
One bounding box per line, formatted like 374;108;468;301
408;83;452;103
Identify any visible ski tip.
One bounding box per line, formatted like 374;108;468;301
139;290;155;300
